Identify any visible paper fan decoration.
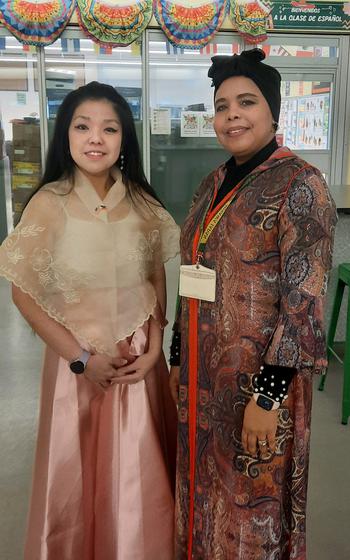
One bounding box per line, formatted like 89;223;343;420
153;0;228;50
76;0;152;47
0;0;75;46
230;0;270;44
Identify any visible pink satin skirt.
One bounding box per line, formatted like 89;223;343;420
24;341;177;560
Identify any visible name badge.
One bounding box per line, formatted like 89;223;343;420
179;264;216;302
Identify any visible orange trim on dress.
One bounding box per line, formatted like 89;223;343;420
187;226;200;559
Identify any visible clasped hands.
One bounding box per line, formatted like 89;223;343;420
84;351;159;389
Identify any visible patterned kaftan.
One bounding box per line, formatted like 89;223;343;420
175;148;337;560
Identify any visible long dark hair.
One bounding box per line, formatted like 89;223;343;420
31;81;162;205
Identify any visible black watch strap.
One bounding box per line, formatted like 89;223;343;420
69;350;91;374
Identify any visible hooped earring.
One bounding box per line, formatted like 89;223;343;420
119;153;124;171
272;121;279;133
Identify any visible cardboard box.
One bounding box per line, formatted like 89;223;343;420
13;161;41;175
12;174;39;190
12;145;41;163
12;122;41;147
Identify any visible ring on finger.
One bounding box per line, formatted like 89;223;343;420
258;439;268;446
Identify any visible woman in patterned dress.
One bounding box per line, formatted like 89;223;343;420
0;82;179;560
170;49;337;560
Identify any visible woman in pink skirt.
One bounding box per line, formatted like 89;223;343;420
0;81;179;560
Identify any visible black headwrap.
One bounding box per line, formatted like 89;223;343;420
208;48;281;123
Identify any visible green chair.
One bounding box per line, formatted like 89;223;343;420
319;263;350;425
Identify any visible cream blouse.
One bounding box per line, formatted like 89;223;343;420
0;167;180;356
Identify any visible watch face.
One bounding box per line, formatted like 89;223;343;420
70;360;85;374
256;394;274;411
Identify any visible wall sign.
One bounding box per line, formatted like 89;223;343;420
267;1;350;32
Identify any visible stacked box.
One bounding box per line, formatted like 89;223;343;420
12;146;41;163
13;161;41;176
11;121;42;225
12;122;41;147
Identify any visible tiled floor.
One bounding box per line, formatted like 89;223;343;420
0;275;349;560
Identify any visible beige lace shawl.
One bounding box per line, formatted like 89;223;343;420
0;168;180;356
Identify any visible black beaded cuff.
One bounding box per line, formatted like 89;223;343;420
170;330;181;366
253;364;296;404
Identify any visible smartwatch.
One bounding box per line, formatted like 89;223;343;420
253;393;280;411
69;350;91;374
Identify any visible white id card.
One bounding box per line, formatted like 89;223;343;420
179;264;216;302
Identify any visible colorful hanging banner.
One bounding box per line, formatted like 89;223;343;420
231;0;271;43
76;0;152;47
0;0;75;46
266;1;350;32
153;0;228;50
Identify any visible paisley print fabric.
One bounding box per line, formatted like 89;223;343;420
175;148;337;559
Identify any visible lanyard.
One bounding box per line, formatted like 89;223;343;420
196;181;244;264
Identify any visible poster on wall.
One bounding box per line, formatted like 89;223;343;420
181;111;216;137
151;108;171;135
297;94;330;149
279;93;330;150
199;112;216;137
181;112;200;137
280;98;298;149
